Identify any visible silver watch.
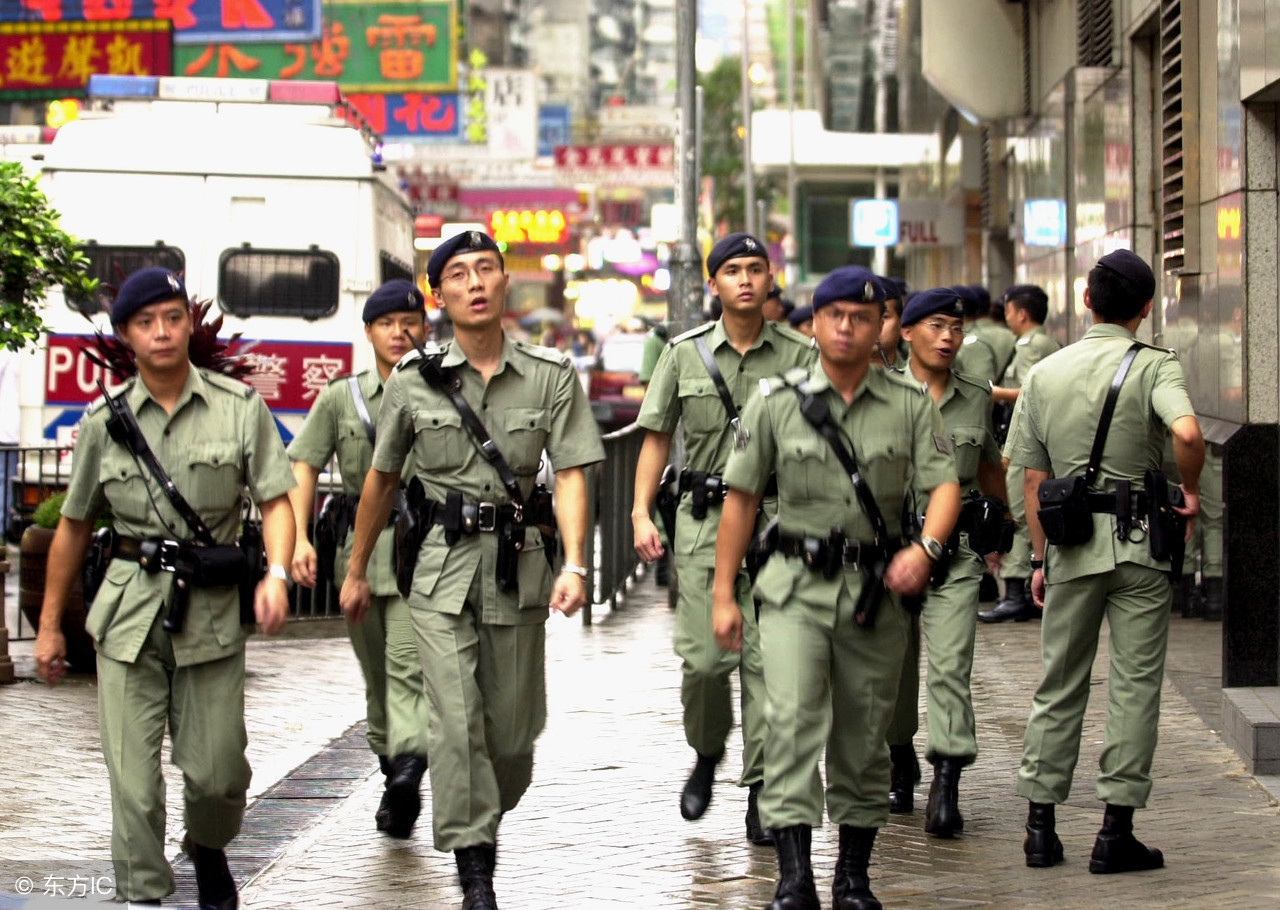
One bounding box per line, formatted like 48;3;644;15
268;564;291;584
917;536;945;562
560;563;589;578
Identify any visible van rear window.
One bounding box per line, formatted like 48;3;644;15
218;247;340;319
380;251;413;285
68;242;186;315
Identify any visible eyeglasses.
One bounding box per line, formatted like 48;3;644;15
818;309;881;328
918;320;966;338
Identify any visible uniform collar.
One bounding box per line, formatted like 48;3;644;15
1024;324;1047;339
127;364;206;415
358;367;384;399
709;316;773;353
807;361;892;403
1083;322;1137;341
439;333;525;377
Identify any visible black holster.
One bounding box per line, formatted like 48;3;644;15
961;492;1016;556
393;478;429;599
314;494;353;584
655;464;678;542
1144;469;1187;581
745;517;779;583
854;550;890;628
686;470;726;521
526;484;557;569
1038;475;1094;546
236;524;264;626
496;521;523;592
81;527;116;607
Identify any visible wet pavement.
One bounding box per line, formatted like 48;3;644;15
2;567;1278;909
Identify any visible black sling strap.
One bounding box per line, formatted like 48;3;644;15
98;380;217;546
347;375;376;445
409;344;526;517
1083;343;1144;488
694;334;750;447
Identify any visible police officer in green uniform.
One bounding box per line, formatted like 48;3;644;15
955;285;1016;385
874;278;909;369
340;231;603;910
980;285;1062;623
34;267;297;909
1008;250;1203;873
884;288;1008;837
632;233;814;844
712;266;960;910
286;279;431;837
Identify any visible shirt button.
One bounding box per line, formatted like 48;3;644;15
163;429;170;437
484;484;491;492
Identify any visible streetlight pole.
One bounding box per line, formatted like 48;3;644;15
670;0;702;334
741;0;755;237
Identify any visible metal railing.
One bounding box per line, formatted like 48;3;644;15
582;422;645;625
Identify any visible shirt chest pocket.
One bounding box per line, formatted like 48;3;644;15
412;409;465;470
858;435;911;512
500;407;551;473
185;441;244;513
677;378;727;436
100;453;151;525
951;427;984;485
336;420;373;476
778;434;831;499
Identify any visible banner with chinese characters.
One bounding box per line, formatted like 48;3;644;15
173;0;455;92
346;92;459;140
0;0;322;45
484;67;536;160
238;339;351;413
0;19;172;100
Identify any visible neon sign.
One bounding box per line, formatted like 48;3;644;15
489;209;567;245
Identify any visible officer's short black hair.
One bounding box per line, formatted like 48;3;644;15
884;294;903;319
1004;284;1049;325
1088;266;1147;322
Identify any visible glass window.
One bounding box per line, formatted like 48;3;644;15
68;242;185;315
379;251;413;285
218;247;340;319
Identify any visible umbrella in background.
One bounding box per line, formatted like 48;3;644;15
519;307;566;330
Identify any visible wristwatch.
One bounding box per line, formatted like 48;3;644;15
1030;556;1045;570
916;535;945;563
560;563;589;579
268;564;291;585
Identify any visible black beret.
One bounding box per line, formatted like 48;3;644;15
901;287;966;326
706;232;768;278
112;266;187;324
878;276;906;299
427;230;503;288
968;284;991;307
1096;249;1156;301
363;279;425;323
812;266;884;312
786;304;813;327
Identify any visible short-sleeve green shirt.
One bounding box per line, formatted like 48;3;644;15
1004;323;1196;582
62;367;295;667
957;319;1015;385
635;318;814;561
287;369;401;596
372;335;605;624
925;371;1001;493
1002;325;1061;390
723;362;957;606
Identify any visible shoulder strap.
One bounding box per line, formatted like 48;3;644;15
790;386;891;546
347;375;376;445
1084;343;1143;487
97;381;217;546
411;349;525;512
693;335;738;421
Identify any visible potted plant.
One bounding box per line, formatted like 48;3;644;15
18;492;97;671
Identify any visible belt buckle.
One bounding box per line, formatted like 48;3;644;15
841;543;862;569
157;540;182;572
477;502;498;533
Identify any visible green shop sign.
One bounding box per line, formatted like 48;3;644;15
174;0;457;93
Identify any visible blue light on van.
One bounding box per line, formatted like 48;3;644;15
86;75;159;98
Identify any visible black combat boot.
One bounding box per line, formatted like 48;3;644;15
680;750;722;820
767;825;819;910
1173;575;1196;617
1089;804;1164;874
978;571;1000;604
745;782;775;845
832;825;881;910
384;753;428;839
1201;576;1224;621
978;578;1036;623
455;846;499;909
375;754;394;832
923;758;964;838
1023;802;1064;868
887;744;919;814
182;836;238;910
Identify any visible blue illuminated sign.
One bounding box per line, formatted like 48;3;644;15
1023;199;1067;247
850;199;899;247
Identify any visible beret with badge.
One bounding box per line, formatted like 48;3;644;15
811;265;885;312
111;266;188;325
900;287;967;327
426;230;504;289
786;304;813;327
706;232;769;278
1095;248;1156;302
363;279;425;323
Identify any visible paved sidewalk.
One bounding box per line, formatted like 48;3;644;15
2;571;1278;908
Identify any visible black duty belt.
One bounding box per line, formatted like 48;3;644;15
113;535;182;572
424;498;519;534
778;534;886;570
677;469;778;498
1085;490;1150;514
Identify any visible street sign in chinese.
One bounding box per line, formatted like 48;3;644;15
346;91;459;140
173;1;456;92
0;19;172;100
0;0;323;45
485;67;536;160
538;104;570;158
238;339;351;412
554;144;674;170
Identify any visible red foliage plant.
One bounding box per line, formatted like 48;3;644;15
84;298;258;382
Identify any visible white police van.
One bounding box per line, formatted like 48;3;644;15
14;74;415;456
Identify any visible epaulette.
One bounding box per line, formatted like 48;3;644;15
882;368;928;394
514;339;573;368
952;370;993;395
394;342;440;371
84;378;133;416
759;366;810;398
669;321;716;345
1133;339;1177;357
326;372;355;386
769;321;813;348
202;369;254;398
1016;335;1032;346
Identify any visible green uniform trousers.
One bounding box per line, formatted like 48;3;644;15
1017;562;1172;808
1005;462;1032;579
887;543;984;763
758;576;908;829
675;561;764;785
410;584;546;852
96;610;250;902
346;593;430;759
